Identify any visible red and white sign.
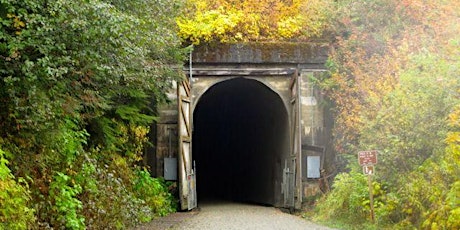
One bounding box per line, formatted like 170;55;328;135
358;150;378;166
363;165;375;175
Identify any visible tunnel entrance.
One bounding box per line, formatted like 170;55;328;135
193;78;289;206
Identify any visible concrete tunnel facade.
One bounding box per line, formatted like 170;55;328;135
151;42;334;210
193;78;290;206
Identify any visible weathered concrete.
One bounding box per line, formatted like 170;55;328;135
191;42;328;66
149;42;334;209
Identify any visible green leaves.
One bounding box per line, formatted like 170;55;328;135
50;172;84;230
134;169;177;217
0;148;36;229
315;0;460;228
0;0;185;228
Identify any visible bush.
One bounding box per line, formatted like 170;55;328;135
49;172;85;230
314;164;390;229
315;171;369;226
314;0;460;229
0;148;35;230
73;151;177;229
74;152;146;228
0;0;184;228
134;169;178;217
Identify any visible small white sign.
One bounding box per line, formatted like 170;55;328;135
363;165;374;175
307;156;321;178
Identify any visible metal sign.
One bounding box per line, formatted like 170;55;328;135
358;150;378;166
363;165;374;175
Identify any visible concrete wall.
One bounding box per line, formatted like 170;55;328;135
191;76;292;113
149;42;333;206
298;70;334;197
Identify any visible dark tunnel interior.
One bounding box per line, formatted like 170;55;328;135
193;78;289;206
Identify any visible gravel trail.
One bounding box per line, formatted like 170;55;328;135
136;201;335;230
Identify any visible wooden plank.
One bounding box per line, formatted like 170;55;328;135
177;78;194;210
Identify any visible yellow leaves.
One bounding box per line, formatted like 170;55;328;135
176;7;244;45
277;16;304;38
446;107;460;145
447;132;460;144
7;14;26;35
448;107;460;128
113;154;128;169
132;125;148;141
177;0;333;44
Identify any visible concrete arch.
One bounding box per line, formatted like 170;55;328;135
192;77;290;206
191;76;290;116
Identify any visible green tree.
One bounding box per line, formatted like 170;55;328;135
1;0;185;228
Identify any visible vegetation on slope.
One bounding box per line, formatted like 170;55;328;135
313;0;460;229
0;0;185;228
176;0;334;44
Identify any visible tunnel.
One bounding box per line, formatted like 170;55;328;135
193;77;289;206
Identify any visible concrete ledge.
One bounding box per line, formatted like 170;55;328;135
186;67;297;76
191;42;329;64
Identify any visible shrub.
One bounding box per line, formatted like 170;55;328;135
0;148;36;230
49;172;85;230
315;171;369;225
134;169;178;217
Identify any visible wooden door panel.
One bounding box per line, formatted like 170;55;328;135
177;78;196;210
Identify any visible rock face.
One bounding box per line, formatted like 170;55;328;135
149;42;334;210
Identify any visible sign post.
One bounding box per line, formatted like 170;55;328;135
358;150;378;223
366;172;375;223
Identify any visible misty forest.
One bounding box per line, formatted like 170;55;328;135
1;0;459;229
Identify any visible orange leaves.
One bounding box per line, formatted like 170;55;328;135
323;0;460;153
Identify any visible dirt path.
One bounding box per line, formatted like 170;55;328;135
135;201;335;230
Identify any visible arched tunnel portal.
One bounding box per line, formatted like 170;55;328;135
193;77;290;206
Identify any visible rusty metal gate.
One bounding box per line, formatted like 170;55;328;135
178;78;197;210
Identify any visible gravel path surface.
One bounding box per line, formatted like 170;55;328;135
136;201;335;230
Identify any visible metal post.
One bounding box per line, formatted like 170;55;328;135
167;127;172;157
189;46;193;87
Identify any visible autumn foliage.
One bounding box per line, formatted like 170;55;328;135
177;0;334;44
1;0;459;229
315;0;460;229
